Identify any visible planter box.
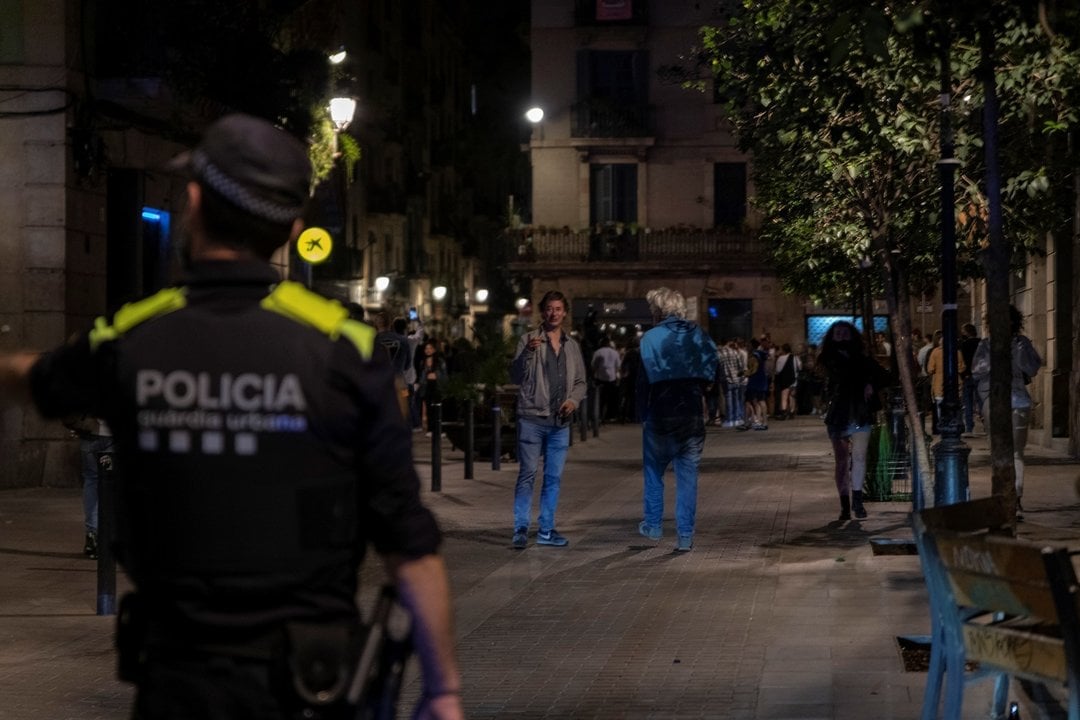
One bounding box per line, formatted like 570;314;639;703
443;422;517;461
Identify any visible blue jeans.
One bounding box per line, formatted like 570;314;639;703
81;435;113;533
513;419;570;532
725;385;745;423
642;417;705;537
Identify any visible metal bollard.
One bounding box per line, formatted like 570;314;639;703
430;403;442;492
591;385;600;438
578;403;587;442
95;450;117;616
464;399;474;480
491;405;501;471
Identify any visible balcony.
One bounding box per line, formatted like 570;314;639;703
574;0;648;25
505;227;767;277
571;99;653;139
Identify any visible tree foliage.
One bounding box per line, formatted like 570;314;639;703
665;0;1078;304
665;0;1080;490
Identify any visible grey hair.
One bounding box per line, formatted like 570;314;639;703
646;287;687;320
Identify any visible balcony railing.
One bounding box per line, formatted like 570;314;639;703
505;227;764;265
571;100;653;138
574;0;648;25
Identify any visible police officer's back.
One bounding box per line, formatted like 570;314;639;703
1;115;463;720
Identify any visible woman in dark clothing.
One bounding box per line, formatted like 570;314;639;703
819;321;888;521
416;339;448;434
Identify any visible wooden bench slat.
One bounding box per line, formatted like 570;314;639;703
962;623;1067;684
935;534;1061;620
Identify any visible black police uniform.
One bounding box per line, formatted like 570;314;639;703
29;260;441;718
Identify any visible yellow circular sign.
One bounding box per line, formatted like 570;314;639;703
297;227;332;264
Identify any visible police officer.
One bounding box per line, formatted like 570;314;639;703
0;114;463;720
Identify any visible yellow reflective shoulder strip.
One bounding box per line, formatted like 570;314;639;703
338;319;375;360
260;281;349;337
261;281;365;346
88;287;187;352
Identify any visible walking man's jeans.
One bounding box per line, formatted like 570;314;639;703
642;417;705;537
514;419;570;532
80;434;113;534
724;385;744;424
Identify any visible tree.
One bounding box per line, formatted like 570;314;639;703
670;0;1080;502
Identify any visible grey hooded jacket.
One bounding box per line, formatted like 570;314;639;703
510;328;588;419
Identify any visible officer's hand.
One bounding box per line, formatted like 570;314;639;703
412;692;464;720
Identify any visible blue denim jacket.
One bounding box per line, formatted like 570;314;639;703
637;317;718;422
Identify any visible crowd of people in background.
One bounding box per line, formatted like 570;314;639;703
346;302;1025;448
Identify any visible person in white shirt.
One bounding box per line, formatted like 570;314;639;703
592;336;621;423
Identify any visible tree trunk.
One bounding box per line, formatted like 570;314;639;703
1070;127;1080;458
978;19;1017;513
873;230;934;505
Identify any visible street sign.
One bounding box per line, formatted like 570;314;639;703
297;227;332;264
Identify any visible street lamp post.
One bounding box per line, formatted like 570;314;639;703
932;16;970;506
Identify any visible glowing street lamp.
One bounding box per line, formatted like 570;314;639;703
525;107;544;123
328;97;357;130
432;285;447;302
374;276;390;292
475;288;489;304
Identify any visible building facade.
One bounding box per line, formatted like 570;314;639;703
0;0;516;487
511;0;807;347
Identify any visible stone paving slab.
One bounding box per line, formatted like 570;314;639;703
1;418;1078;718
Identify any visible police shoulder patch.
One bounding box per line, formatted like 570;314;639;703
261;281;374;359
89;287;187;352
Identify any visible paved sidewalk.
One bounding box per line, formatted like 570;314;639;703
1;417;1078;718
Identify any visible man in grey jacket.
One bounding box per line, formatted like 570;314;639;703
510;290;587;548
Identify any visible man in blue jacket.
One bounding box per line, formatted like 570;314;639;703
636;287;718;551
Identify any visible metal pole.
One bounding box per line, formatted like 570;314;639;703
464;399;474;480
430;403;442;492
932;15;970;506
578;404;587;442
491;405;501;471
590;385;599;438
95;450;116;616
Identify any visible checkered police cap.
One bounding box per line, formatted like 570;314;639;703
169;114;311;224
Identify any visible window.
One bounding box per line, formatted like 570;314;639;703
590;164;637;224
806;315;888;347
714;163;747;227
574;51;650;137
0;0;24;63
584;51;643;104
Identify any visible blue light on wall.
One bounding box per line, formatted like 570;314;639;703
141;206;172;292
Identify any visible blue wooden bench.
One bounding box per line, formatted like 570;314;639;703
913;497;1080;719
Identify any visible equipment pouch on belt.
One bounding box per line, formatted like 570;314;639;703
286;620;360;706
